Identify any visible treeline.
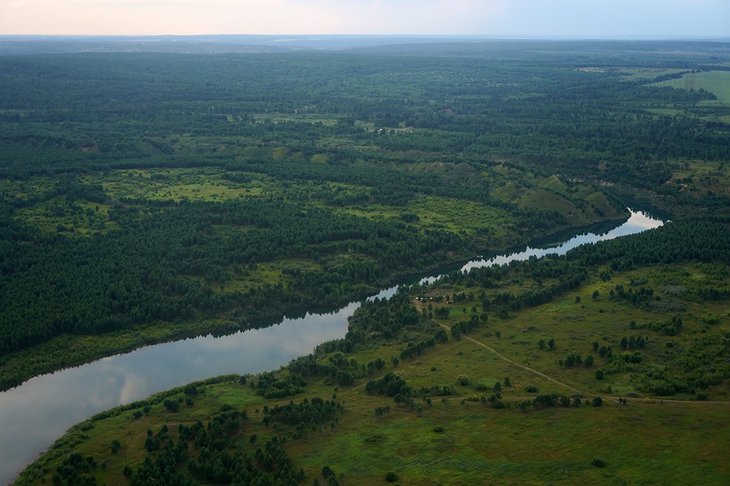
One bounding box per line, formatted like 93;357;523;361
432;219;729;313
567;219;730;269
432;258;589;317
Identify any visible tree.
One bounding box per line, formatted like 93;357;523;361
385;472;399;483
548;338;556;350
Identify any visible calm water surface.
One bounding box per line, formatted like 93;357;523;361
0;210;662;484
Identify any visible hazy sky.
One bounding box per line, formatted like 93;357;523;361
1;0;729;37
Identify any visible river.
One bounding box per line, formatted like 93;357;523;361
0;210;662;484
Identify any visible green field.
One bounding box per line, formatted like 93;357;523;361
656;71;730;103
20;379;730;485
668;160;730;197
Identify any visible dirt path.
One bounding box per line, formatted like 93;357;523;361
437;322;730;406
436;322;585;395
248;322;730;409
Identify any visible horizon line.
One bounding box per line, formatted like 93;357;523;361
2;34;730;41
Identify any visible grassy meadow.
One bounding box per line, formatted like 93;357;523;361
655;71;730;104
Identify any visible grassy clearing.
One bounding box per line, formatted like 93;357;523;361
668;160;730;197
407;195;513;238
489;170;623;224
15;197;118;236
216;258;322;294
619;68;687;81
655;71;730;103
292;398;730;485
421;262;730;398
89;168;272;202
337;194;516;243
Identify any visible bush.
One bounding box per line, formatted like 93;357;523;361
591;458;607;467
110;440;121;454
163;399;179;412
385;472;399;483
592;396;603;407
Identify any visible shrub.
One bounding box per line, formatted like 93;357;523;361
385;472;399;482
163;399;179;412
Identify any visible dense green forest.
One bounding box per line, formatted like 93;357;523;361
1;40;730;391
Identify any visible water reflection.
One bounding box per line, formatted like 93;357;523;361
0;302;357;484
0;210;662;484
461;210;662;272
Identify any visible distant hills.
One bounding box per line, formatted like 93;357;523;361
2;34;729;56
0;35;487;55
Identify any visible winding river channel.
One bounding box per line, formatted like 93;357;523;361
0;210;662;484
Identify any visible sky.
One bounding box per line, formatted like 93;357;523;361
1;0;729;37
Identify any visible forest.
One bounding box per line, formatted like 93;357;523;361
2;41;729;389
2;39;730;484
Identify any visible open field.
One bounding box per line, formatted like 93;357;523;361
421;262;730;399
667;160;730;197
619;67;688;81
655;71;730;103
20;377;730;485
